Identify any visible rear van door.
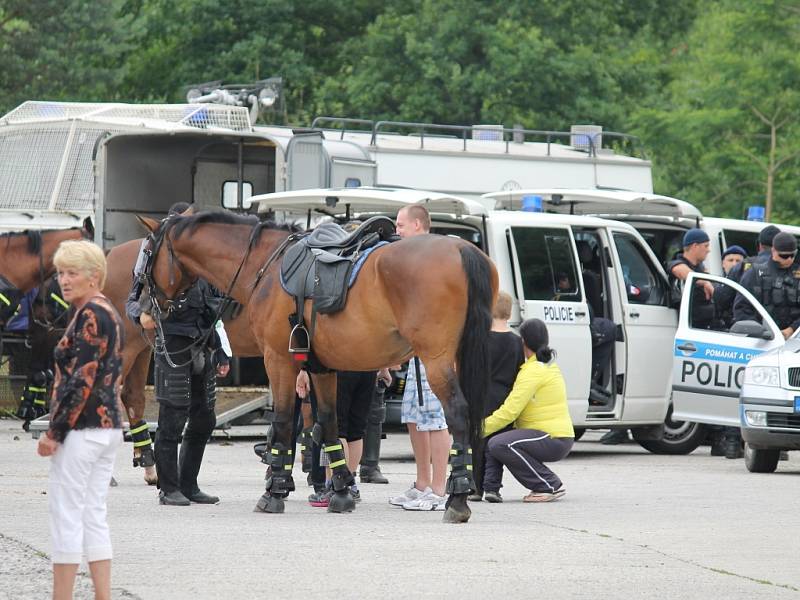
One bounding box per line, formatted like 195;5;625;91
672;273;783;425
506;225;591;418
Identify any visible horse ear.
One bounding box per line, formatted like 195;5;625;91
82;216;95;238
137;215;160;233
182;205;196;216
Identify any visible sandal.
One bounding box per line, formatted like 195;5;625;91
523;486;566;503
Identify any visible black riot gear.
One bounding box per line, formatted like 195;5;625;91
735;258;800;331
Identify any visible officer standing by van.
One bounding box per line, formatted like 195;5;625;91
668;228;715;329
735;232;800;339
715;225;780;322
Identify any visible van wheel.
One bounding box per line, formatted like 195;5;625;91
744;443;779;473
573;428;585;441
634;407;706;455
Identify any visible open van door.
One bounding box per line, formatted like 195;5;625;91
505;225;591;422
672;272;783;426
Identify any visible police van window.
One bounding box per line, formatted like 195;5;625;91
722;230;759;257
638;228;684;266
222;181;254;210
511;227;580;302
613;233;668;305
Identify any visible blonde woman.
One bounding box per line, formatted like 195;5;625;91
37;240;124;600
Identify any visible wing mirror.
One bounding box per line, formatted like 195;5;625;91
729;320;774;340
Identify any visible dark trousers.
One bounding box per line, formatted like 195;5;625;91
485;429;573;494
154;336;216;494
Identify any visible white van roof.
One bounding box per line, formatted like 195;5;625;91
482;188;702;221
250;187;488;217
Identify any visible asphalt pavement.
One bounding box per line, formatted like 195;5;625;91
1;419;798;599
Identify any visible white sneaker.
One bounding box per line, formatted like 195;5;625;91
389;485;430;507
402;490;446;511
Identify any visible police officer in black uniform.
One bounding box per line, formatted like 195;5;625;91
735;232;800;339
668;228;715;329
126;202;230;506
715;225;780;322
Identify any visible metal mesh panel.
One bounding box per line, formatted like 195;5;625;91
0;126;110;212
1;101;252;132
0;128;70;210
0;101;253;214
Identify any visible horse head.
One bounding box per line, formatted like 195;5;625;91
136;212;198;318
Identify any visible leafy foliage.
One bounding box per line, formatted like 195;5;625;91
4;0;800;221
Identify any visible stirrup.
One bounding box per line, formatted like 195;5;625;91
288;324;310;362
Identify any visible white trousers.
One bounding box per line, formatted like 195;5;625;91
49;428;122;564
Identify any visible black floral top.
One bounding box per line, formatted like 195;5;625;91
47;296;125;443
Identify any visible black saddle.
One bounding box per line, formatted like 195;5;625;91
303;216;394;250
280;216;395;359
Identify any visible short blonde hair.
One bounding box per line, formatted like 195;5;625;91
54;240;107;288
492;290;513;320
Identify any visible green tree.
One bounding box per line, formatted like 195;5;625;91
0;1;133;114
633;0;800;221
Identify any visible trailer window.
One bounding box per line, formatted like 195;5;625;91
613;233;668;305
511;227;580;302
222;181;253;210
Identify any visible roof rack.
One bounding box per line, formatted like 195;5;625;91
308;116;646;159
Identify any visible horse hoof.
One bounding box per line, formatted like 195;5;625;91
327;490;355;513
442;506;471;523
144;467;158;486
442;494;471;523
254;493;285;514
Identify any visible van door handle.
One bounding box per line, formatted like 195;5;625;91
676;343;696;352
574;311;586;317
629;311;640;318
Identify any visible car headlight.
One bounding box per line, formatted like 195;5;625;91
743;366;780;387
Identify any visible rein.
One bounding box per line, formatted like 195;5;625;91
143;217;278;369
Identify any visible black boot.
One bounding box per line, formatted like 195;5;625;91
359;384;389;484
179;437;219;503
159;490;190;506
154;431;183;502
724;428;743;459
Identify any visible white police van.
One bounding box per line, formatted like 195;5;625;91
252;187;698;455
481;188;800;274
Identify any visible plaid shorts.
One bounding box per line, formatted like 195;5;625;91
401;359;448;432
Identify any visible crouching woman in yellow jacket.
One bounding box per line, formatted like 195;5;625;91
482;318;574;502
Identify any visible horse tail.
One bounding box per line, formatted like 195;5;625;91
457;244;495;446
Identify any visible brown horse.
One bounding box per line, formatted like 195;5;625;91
102;238;262;484
0;221;91;327
142;212;496;523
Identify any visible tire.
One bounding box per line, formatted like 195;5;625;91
744;443;780;473
634;405;706;455
573;428;585;441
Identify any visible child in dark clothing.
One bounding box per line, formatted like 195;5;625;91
470;291;525;503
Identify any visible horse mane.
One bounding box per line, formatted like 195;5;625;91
170;211;301;241
1;229;44;254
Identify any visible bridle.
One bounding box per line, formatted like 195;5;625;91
141;215;298;368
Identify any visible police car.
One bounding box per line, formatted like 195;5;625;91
739;332;800;473
670;270;800;471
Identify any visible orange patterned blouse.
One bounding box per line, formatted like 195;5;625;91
47;296;125;443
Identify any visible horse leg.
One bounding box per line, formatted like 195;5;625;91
123;349;158;485
254;357;297;514
311;371;355;513
425;356;474;524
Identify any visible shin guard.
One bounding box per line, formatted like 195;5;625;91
324;443;354;492
264;443;296;498
130;420;155;468
446;442;475;495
